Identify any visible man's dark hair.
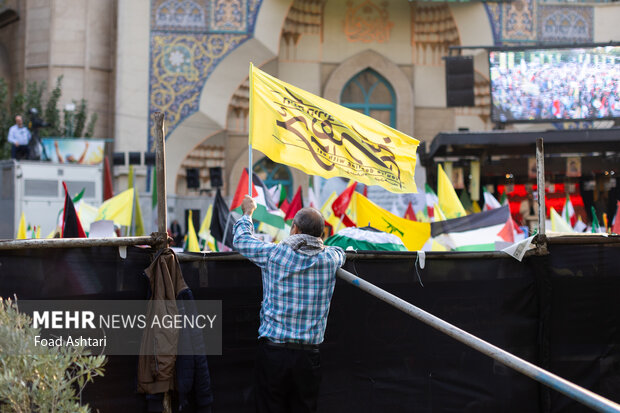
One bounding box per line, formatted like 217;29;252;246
293;208;325;237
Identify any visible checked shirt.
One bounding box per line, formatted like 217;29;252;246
233;215;345;345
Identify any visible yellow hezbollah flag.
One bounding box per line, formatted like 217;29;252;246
249;64;419;194
95;188;134;226
356;194;430;251
186;210;200;252
438;164;466;219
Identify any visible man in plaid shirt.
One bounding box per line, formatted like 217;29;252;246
233;195;345;413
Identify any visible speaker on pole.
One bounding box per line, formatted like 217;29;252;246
210;167;223;188
445;56;475;107
186;168;200;189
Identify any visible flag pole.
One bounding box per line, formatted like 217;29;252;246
248;63;254;197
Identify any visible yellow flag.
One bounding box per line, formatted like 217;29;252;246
415;210;427;223
438;164;466;219
249;64;419;193
431;239;449;251
187;210;200;252
17;212;27;239
198;204;213;240
551;207;573;232
356;194;430;251
472;200;482;213
128;166;145;236
320;191;340;229
35;226;41;239
433;204;446;222
95;188;134;226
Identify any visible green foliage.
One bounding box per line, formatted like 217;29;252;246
0;79;8;158
73;99;88;138
43;76;63;137
85;112;98;138
0;298;106;413
0;76;99;159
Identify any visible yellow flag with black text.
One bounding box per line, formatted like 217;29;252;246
356;194;430;251
249;64;419;193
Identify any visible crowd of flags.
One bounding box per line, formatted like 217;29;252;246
13;161;620;250
12;64;620;248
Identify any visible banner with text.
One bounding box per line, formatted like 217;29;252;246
249;64;419;193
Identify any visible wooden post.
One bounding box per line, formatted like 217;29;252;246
153;112;168;249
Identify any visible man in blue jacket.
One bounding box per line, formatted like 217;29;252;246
7;115;31;160
233;195;345;413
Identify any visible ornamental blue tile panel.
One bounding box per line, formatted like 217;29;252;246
148;0;263;149
537;5;593;43
484;0;593;46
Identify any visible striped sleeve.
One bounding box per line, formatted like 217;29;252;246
233;215;275;269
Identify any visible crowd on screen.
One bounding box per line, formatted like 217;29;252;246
491;54;620;122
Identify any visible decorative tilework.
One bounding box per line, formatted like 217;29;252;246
210;0;247;32
483;3;502;45
344;0;393;43
502;0;536;42
152;0;209;32
149;33;248;148
538;5;593;43
148;0;263;147
484;1;593;46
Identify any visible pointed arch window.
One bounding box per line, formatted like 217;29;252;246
253;156;293;200
340;68;396;127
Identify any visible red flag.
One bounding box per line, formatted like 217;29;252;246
363;185;368;198
284;186;303;221
497;215;518;243
332;182;357;227
61;182;86;238
612;201;620;235
230;168;258;211
280;199;290;215
103;157;114;200
404;202;417;221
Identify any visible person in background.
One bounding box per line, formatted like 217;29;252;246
170;219;183;247
8;115;31;160
234;195;345;413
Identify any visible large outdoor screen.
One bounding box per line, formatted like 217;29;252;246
489;44;620;123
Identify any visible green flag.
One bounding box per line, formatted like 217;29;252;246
591;206;600;233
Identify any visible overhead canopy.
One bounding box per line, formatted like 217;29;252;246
426;128;620;161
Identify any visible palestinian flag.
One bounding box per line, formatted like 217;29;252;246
284;186;303;222
404;202;417;221
332;181;357;227
231;169;285;229
210;189;235;249
431;206;510;251
424;183;438;219
325;227;407;252
61;181;86;238
561;193;577;228
483;187;501;211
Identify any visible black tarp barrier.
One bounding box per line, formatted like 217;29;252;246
1;244;619;412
